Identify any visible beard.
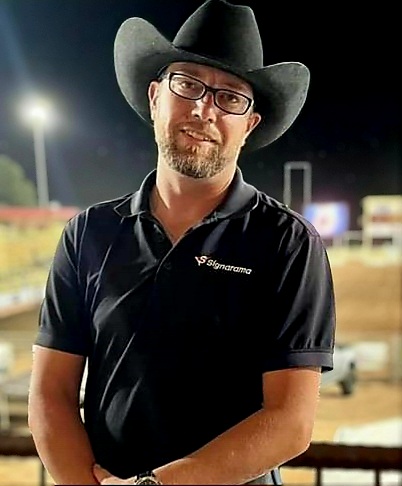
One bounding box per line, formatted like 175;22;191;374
155;126;228;179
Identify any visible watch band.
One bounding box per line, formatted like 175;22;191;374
133;470;162;485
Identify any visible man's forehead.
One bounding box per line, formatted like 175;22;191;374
166;61;253;92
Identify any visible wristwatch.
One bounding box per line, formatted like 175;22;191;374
133;471;162;485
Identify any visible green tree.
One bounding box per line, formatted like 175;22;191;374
0;155;37;206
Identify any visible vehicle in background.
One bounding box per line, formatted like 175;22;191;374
321;344;357;395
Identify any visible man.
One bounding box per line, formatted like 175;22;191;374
28;0;336;484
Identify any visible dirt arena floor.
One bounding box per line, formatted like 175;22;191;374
0;260;401;485
331;260;401;335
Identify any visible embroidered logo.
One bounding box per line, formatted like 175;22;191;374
195;255;252;275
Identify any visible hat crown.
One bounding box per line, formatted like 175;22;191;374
173;0;263;71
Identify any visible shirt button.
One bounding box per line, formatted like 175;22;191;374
164;262;173;271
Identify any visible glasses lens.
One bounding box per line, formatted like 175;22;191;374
216;90;250;115
168;73;252;115
170;74;204;100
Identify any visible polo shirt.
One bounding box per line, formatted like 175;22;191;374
35;168;335;479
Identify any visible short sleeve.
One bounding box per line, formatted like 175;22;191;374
262;230;336;373
35;217;89;356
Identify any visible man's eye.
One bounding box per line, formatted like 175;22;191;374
220;92;241;104
178;80;197;90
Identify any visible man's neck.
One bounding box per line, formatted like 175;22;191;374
150;163;236;242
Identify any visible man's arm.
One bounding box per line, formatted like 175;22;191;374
94;366;321;485
155;366;320;484
28;345;98;485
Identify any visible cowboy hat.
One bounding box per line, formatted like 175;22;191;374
114;0;310;153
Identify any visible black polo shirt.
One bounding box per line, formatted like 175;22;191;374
35;168;335;478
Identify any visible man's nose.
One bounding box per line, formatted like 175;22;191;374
191;91;217;122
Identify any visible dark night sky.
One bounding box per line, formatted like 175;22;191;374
0;0;401;229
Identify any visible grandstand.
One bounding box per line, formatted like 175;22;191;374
0;206;80;317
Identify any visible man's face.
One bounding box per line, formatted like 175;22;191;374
148;62;261;179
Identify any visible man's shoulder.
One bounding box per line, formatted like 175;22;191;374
65;193;134;237
74;193;133;219
86;193;133;214
254;190;320;239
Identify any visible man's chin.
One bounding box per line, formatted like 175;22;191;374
170;144;215;164
170;158;225;179
179;141;214;156
162;141;224;178
174;168;207;179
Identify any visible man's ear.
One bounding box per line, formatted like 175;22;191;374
148;81;159;121
242;112;262;146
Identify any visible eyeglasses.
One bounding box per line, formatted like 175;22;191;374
165;72;254;115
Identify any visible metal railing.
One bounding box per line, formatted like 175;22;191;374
285;441;402;485
0;434;401;486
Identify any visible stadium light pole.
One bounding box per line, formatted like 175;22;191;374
24;101;51;207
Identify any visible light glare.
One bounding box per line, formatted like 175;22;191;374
21;97;53;126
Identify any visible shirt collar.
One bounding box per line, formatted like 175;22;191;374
113;170;156;218
210;168;258;221
113;168;258;220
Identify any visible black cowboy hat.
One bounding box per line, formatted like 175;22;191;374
114;0;310;153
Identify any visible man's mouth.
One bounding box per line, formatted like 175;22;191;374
180;129;217;143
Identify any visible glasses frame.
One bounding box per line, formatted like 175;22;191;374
165;72;254;116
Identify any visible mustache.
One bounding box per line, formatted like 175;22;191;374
177;122;221;143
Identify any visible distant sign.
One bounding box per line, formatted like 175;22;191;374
303;202;350;238
362;195;402;241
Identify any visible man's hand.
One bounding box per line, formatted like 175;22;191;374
93;464;135;485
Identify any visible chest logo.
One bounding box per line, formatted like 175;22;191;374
195;255;253;275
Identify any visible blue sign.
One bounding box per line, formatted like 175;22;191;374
303;202;350;238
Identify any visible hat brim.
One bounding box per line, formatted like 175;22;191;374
114;18;310;153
